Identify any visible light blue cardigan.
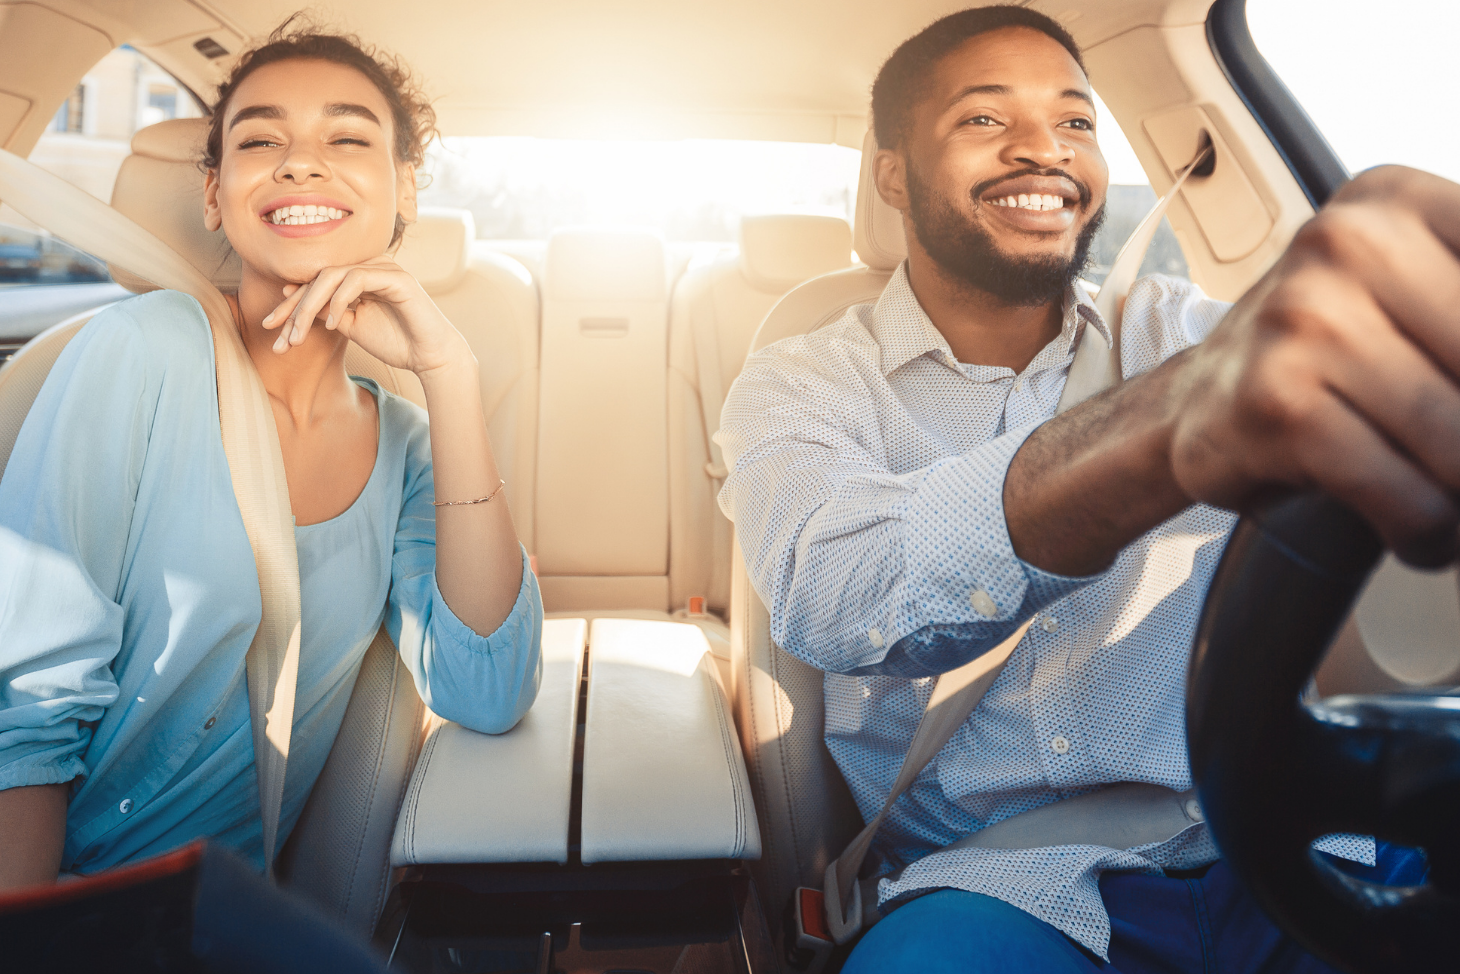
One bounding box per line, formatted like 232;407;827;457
0;290;542;872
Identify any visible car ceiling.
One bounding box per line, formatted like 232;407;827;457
6;0;1217;146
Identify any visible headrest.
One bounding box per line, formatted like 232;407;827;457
737;214;852;293
109;118;241;293
545;227;666;303
395;208;474;294
854;128;908;272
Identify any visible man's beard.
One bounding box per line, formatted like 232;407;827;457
905;164;1105;307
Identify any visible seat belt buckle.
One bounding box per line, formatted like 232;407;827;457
786;886;834;972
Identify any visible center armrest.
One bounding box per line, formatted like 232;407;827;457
580;618;761;864
390;618;586;866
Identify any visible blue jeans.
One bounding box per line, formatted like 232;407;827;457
842;844;1427;973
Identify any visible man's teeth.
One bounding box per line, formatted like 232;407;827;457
267;204;348;225
990;193;1066;211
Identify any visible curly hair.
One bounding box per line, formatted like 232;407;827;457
202;15;438;246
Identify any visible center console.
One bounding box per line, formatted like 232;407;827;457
378;618;771;974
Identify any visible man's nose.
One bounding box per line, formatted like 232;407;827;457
1002;122;1073;171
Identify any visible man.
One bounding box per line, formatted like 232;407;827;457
717;6;1447;973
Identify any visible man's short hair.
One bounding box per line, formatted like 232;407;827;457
871;6;1087;151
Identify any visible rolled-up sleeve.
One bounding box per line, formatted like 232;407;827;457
386;433;542;734
0;311;153;790
718;341;1100;678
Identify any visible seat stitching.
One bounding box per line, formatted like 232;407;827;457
374;688;427;927
707;657;743;856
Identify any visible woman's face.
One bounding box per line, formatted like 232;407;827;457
203;58;416;286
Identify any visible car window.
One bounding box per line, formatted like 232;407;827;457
418;137;863;242
0;45;193;361
1248;0;1459;182
1087;91;1188;285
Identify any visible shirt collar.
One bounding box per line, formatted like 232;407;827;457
869;262;1114;377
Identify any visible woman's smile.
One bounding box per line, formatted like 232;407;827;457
260;195;355;237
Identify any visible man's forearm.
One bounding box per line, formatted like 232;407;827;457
0;782;68;889
1005;350;1192;577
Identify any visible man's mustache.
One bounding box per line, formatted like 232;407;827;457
971;168;1093;209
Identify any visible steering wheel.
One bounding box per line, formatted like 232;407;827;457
1186;493;1460;973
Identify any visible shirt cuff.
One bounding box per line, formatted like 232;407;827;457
0;753;87;792
429;545;540;656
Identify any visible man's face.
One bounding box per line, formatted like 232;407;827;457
879;26;1110;305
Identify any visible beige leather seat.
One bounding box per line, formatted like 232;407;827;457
728;132;906;963
667;214;852;621
0;117;540;937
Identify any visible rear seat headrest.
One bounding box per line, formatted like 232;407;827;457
109;118;241;293
395;208;474;295
854;128;908;272
737;214;852;293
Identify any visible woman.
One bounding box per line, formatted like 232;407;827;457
0;25;542;886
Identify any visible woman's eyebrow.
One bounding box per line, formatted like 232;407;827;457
228;104;284;129
324;103;381;125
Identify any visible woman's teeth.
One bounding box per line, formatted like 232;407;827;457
990;194;1066;211
267;204;347;226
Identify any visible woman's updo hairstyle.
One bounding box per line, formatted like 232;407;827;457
201;15;438;247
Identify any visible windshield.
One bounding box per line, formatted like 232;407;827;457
1249;0;1460;181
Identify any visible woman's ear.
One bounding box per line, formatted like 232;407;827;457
396;164;419;224
203;169;223;232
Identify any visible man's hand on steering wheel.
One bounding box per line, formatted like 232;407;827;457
1171;165;1460;569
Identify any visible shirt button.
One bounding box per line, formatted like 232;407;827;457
1050;736;1070;755
969;590;998;617
1014;379;1024;393
119;798;133;814
1041;616;1059;633
204;717;216;730
1184;799;1205;823
868;628;885;649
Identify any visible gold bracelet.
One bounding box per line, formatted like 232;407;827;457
433;479;507;507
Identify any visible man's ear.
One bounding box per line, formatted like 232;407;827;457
397;164;419;224
873;148;911;212
203;170;223;232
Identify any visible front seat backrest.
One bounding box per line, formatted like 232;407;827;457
667;214;852;619
729;131;905;960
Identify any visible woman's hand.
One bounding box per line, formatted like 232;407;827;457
261;255;471;377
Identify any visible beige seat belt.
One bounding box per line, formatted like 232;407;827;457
0;149;303;880
688;261;730;483
813;141;1217;949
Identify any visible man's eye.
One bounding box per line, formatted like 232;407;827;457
965;115;998;127
1065;118;1093;131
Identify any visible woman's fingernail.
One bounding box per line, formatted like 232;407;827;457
325;313;334;330
262;311;275;325
291;325;301;343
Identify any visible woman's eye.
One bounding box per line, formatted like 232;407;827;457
237;139;277;149
333;137;371;146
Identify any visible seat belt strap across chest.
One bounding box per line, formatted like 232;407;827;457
0;149;303;880
812;141;1217;949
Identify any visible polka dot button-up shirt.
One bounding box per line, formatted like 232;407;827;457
716;264;1370;958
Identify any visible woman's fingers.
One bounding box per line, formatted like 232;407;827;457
262;281;309;333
